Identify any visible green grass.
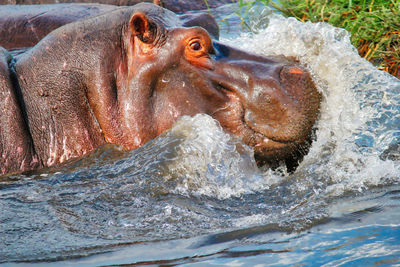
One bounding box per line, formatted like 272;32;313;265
227;0;400;78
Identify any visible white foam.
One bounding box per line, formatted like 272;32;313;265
221;9;400;195
159;114;278;199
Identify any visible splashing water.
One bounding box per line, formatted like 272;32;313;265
156;114;271;199
223;7;400;195
126;8;400;200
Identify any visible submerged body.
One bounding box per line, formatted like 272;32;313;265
0;4;118;50
0;0;232;13
0;3;220;50
0;3;321;175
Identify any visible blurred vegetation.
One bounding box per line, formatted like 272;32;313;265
229;0;400;78
221;0;271;30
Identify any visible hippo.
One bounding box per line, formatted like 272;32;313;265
0;3;219;50
0;4;118;50
0;3;321;175
0;0;233;13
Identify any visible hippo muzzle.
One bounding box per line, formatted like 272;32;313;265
207;42;321;168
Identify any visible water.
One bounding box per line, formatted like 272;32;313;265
1;4;400;266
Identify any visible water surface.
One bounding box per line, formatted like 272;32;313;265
1;4;400;266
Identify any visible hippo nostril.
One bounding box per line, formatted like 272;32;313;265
286;66;305;75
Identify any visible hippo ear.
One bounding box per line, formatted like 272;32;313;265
129;13;156;44
153;0;162;6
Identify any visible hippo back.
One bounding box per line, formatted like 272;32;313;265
0;4;118;50
0;0;233;13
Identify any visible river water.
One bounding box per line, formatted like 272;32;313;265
1;4;400;266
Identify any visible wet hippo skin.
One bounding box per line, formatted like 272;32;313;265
0;3;220;50
0;3;321;175
0;0;233;13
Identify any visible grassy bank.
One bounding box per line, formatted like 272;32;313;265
232;0;400;78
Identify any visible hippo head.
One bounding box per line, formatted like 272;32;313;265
109;3;321;170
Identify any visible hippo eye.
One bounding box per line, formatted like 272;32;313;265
185;37;213;69
190;41;202;51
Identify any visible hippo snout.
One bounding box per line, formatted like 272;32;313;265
244;64;321;143
209;45;321;168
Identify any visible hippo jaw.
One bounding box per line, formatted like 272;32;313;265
206;47;321;169
212;86;317;169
